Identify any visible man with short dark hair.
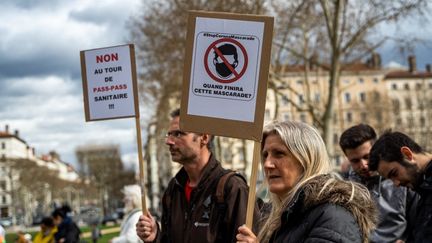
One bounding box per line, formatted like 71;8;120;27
339;124;418;243
52;205;80;243
136;108;258;243
369;131;432;242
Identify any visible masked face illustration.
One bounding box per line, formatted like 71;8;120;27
213;43;239;78
214;60;238;77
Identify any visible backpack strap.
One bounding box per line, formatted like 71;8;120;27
215;171;238;203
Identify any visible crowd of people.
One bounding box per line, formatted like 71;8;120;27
132;108;431;243
6;108;430;243
2;181;144;243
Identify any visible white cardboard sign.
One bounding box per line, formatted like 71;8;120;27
188;17;264;122
80;44;139;121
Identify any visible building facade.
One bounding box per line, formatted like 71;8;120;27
0;125;80;226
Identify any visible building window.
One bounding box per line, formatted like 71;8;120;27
429;82;432;89
404;83;410;90
358;78;364;84
281;96;289;105
1;196;6;204
361;112;367;122
344;93;351;103
298;95;304;105
405;98;412;109
396;118;402;125
0;181;5;190
359;92;366;102
392;99;400;112
223;150;231;163
1;143;4;150
376;112;382;122
420;117;426;126
333;133;339;144
346;112;352;123
418;101;424;110
297;79;303;85
373;78;379;83
373;92;380;102
392;83;397;90
265;109;270;120
300;113;307;123
237;147;244;162
314;93;320;103
408;117;414;127
1;207;8;217
416;83;422;90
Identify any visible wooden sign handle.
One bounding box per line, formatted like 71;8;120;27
245;141;261;228
135;117;148;214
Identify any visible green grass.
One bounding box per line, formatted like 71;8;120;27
5;224;120;243
81;231;119;243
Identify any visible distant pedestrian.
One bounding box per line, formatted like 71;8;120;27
91;223;101;243
33;217;57;243
109;185;143;243
15;231;28;243
0;225;5;243
52;205;80;243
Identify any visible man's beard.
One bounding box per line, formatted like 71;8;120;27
402;159;423;189
215;62;236;78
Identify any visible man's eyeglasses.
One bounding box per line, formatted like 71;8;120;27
165;130;188;139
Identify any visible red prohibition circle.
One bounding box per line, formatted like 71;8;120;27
204;38;248;84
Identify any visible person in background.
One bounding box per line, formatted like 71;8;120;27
136;108;259;242
369;130;432;242
339;124;418;243
0;225;5;243
52;205;80;243
33;217;57;243
110;185;143;243
91;223;101;243
236;120;377;243
15;231;28;243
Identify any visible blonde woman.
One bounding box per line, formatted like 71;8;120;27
236;121;377;243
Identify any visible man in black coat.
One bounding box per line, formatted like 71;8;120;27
52;205;81;243
369;130;432;243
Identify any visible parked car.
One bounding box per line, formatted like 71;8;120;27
32;215;44;226
115;208;125;219
102;212;119;225
0;217;13;227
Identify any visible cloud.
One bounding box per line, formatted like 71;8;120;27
0;0;142;168
0;0;140;79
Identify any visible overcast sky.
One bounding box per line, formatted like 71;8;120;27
0;1;431;170
0;0;143;170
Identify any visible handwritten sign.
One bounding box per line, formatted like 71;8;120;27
80;44;139;121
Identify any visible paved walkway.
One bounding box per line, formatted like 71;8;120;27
81;227;120;238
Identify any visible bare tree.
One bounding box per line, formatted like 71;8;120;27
129;0;268;210
268;0;427;156
76;145;135;215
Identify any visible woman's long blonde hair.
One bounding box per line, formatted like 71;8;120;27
258;120;331;242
